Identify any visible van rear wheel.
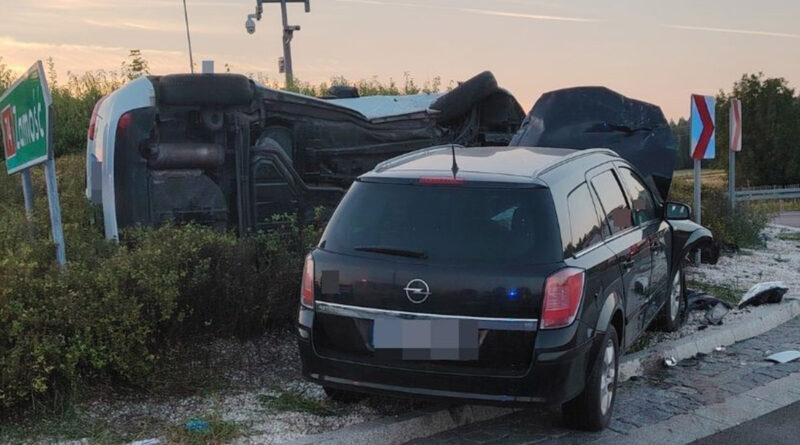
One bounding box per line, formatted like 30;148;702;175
561;325;619;431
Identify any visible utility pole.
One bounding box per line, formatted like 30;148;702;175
182;0;195;73
246;0;310;88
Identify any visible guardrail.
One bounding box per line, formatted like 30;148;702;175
735;186;800;201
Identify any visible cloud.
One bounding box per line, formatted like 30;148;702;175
458;8;599;23
0;36;186;78
335;0;598;23
664;24;800;40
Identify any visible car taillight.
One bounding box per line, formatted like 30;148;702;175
301;255;315;308
87;96;107;141
541;268;585;329
418;177;465;185
115;111;132;140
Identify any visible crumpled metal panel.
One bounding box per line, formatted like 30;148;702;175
510;87;677;200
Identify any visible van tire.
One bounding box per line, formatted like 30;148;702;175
430;71;498;123
158;74;254;106
562;325;619;431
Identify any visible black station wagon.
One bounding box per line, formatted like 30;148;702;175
296;143;712;430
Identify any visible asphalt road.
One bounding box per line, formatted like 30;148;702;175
691;400;800;445
772;211;800;228
407;316;800;445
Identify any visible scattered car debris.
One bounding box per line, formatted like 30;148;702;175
738;281;789;309
684;290;733;325
705;303;730;326
686;290;733;311
664;356;678;367
765;350;800;364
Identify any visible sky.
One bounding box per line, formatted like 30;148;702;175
1;0;799;119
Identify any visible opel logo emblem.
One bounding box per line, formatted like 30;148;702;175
404;279;431;304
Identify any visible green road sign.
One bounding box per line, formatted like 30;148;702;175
1;61;52;175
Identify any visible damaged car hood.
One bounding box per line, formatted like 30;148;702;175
510;86;677;200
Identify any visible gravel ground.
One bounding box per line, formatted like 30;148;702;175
19;225;800;444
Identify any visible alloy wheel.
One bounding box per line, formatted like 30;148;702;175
599;339;616;415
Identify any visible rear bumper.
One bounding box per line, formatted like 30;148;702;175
297;305;600;406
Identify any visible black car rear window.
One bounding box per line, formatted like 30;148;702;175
320;181;561;265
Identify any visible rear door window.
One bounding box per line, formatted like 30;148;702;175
590;170;633;235
321;181;561;265
617;167;657;226
566;183;604;255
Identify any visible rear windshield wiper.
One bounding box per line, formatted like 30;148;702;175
354;246;428;259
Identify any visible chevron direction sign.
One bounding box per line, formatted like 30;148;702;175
730;98;742;152
690;94;716;160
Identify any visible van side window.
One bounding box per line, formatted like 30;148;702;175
617;167;657;225
566;183;604;255
591;170;633;235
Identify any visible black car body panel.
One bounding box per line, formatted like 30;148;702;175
510;86;677;201
298;145;713;406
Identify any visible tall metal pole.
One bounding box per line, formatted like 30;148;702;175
280;0;294;87
183;0;195;73
694;160;701;265
729;150;736;211
20;168;34;219
46;106;66;267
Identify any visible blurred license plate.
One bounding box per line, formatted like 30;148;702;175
372;319;478;360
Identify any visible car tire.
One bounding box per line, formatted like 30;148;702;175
658;264;685;332
430;71;498;124
158;74;255;106
323;386;366;403
561;325;619;431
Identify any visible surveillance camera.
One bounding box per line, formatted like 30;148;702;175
246;16;256;34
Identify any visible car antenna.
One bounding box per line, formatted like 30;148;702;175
450;144;459;178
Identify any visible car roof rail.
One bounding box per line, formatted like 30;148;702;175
534;148;619;178
373;144;466;173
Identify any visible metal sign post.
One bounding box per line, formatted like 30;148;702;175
729;98;742;211
246;0;310;88
690;94;716;265
0;60;66;267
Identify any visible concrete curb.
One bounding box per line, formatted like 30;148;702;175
282;299;800;445
619;298;800;381
282;405;519;445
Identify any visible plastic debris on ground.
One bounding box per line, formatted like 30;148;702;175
765;350;800;364
184;419;210;432
685;290;732;325
738;281;789;309
664;356;677;367
704;303;730;326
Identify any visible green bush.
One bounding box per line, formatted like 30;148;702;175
669;175;768;249
0;154;322;409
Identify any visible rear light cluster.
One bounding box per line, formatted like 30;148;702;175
301;255;315;308
87;96;107;141
541;267;585;329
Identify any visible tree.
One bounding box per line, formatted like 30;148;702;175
122;49;150;80
670;118;693;170
0;57;13;96
713;74;800;186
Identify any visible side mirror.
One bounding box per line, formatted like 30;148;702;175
664;201;691;220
